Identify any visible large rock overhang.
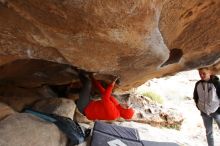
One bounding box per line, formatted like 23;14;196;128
0;0;219;90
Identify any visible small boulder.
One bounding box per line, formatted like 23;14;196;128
33;98;76;119
0;113;67;146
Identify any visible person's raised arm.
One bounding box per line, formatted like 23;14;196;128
102;77;119;102
102;81;115;102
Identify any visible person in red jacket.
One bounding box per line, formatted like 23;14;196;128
76;72;134;120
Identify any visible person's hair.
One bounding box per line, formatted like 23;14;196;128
198;66;215;77
198;66;210;71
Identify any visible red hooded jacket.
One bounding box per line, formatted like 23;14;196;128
84;79;134;120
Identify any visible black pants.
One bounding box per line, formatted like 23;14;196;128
76;74;92;114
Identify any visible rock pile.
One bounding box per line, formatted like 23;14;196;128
0;85;183;146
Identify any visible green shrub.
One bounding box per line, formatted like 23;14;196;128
142;91;164;104
165;124;181;130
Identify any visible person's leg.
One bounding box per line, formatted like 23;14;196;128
201;112;214;146
77;73;92;114
211;110;220;128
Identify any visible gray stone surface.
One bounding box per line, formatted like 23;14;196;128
0;113;67;146
33;98;76;119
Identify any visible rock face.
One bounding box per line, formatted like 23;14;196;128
33;98;76;119
0;85;59;111
0;102;15;120
0;113;67;146
0;0;219;89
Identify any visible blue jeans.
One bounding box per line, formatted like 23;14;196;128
201;110;220;146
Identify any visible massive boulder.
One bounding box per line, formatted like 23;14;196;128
0;0;219;89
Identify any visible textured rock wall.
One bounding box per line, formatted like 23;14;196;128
0;0;219;89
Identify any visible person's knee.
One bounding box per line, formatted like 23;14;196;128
206;128;213;136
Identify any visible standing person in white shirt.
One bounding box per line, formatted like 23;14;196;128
193;67;220;146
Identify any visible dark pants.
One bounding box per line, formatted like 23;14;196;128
76;74;92;114
201;110;220;146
